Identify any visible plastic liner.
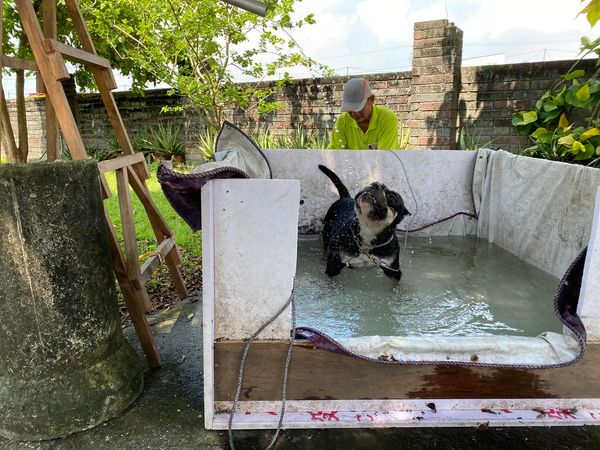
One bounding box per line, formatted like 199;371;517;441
473;149;600;279
156;121;271;231
295;247;587;368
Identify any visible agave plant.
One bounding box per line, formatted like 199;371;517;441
247;125;324;149
138;123;185;160
251;127;277;149
458;123;494;151
196;127;218;161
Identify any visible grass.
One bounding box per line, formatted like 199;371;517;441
103;162;201;256
103;162;203;319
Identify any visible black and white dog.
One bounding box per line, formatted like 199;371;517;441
318;164;411;280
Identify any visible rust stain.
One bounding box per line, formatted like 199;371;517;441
406;366;554;399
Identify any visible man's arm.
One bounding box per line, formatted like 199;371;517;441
327;116;348;149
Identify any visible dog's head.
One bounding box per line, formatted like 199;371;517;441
354;182;411;228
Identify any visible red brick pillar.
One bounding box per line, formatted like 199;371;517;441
409;20;463;149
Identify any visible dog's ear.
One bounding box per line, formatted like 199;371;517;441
386;190;411;218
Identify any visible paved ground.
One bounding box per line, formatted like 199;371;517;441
2;297;600;449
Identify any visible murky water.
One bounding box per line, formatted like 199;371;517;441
294;235;563;339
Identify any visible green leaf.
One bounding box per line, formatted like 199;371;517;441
558;134;575;146
575;143;595;160
571;140;586;154
582;36;592;48
512;111;538;126
566;85;590;107
563;69;585;81
531;127;548;138
581;128;600;139
553;93;566;107
541;108;562;123
577;83;591;102
558;113;570;129
534;130;554;144
515;124;534;136
579;0;600;27
588;79;600;93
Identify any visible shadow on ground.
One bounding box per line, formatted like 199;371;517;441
2;297;600;450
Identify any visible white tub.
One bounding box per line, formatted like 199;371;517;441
202;149;600;429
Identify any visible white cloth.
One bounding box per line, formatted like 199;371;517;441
473;149;600;278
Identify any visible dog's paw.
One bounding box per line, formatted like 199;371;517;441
325;267;342;277
392;283;406;295
325;257;344;277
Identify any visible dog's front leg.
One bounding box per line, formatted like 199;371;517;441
325;248;345;277
382;256;402;281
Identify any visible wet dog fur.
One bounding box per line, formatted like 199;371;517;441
318;164;410;280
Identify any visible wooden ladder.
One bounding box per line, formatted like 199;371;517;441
7;0;188;367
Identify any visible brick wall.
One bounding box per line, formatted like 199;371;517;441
226;73;412;136
3;20;594;159
410;20;463;149
76;90;188;152
459;59;596;150
3;98;46;160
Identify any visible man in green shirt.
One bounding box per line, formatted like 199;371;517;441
327;77;399;150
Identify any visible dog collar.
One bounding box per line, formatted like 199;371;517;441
353;229;396;250
371;232;395;248
354;246;401;273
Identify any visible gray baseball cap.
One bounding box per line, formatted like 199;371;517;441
341;78;372;112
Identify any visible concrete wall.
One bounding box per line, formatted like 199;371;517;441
3;20;595;159
262;149;477;235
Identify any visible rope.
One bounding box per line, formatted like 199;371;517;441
398;211;478;233
226;149;474;450
382;149;418;260
228;285;297;450
382;149;478;246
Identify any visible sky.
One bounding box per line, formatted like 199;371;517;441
281;0;598;78
2;0;598;97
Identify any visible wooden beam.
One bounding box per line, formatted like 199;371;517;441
98;152;146;174
66;0;136;152
126;166;187;298
102;206;129;280
103;203;160;367
1;3;4;161
64;0;98;53
44;39;112;69
120;281;161;368
115;167;153;311
215;342;600;402
99;172;112;199
126;166;171;237
0;55;38;71
14;0;87;159
139;236;176;284
42;0;58;161
46;50;70;80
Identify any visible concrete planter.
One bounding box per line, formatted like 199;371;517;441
0;160;143;441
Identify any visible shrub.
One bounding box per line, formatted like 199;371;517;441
138;123;185;160
513;70;600;167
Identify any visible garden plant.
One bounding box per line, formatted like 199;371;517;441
512;0;600;167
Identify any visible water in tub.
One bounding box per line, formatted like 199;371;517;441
294;235;563;339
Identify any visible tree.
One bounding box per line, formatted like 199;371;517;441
510;0;600;167
580;0;600;28
2;1;74;163
79;0;328;131
1;2;32;163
